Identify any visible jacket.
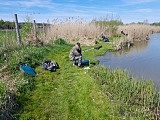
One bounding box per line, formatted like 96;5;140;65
69;46;82;60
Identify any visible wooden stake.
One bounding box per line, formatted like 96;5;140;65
14;14;21;44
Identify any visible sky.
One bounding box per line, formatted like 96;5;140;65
0;0;160;23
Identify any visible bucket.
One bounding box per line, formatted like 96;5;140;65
82;59;89;66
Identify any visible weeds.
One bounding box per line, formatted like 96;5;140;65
0;43;58;119
90;66;156;119
20;16;33;41
0;30;17;47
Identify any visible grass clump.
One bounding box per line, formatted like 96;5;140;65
0;30;17;47
0;83;6;106
54;38;67;45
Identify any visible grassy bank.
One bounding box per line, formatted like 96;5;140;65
0;39;158;119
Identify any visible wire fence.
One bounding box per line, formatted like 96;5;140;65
0;14;119;48
0;14;50;49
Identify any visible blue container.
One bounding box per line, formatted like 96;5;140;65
82;59;89;66
20;64;36;76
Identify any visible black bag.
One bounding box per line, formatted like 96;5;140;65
102;35;109;42
42;60;59;72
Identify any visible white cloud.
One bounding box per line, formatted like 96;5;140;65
122;0;156;6
134;8;153;13
18;0;54;8
0;0;55;9
119;7;160;23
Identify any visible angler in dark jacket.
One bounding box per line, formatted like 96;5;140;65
69;42;82;67
100;33;109;42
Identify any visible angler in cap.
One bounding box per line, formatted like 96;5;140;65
100;33;109;42
69;42;82;67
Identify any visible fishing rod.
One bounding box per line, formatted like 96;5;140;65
82;45;102;52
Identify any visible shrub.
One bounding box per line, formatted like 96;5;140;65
54;38;67;45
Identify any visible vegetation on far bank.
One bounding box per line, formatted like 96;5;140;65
0;38;159;119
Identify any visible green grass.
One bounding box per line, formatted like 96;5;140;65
0;39;158;119
90;67;156;119
0;30;17;47
14;42;121;120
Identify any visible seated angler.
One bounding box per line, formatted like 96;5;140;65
100;33;109;42
69;42;82;67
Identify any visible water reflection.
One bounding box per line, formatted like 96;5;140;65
96;33;160;89
114;40;149;56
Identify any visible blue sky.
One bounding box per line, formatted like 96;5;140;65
0;0;160;23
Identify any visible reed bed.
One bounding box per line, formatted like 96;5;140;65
46;18;110;46
117;24;160;42
113;24;160;50
45;19;160;49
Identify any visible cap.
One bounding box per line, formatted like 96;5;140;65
76;42;80;47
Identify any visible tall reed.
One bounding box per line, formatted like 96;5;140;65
0;30;17;48
117;24;160;42
46;18;110;46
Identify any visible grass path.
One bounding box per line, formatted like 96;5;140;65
17;44;120;120
9;41;156;119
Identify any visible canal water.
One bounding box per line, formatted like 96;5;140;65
96;33;160;88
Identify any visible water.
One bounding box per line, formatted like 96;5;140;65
96;33;160;88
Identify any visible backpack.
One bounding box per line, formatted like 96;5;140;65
42;60;59;72
101;35;109;42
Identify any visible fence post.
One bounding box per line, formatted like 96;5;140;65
43;23;46;39
33;20;37;39
14;14;21;44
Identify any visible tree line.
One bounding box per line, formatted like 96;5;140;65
0;19;15;29
150;22;160;26
1;18;160;30
0;19;49;30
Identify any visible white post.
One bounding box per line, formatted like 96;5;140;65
43;23;46;39
33;20;37;38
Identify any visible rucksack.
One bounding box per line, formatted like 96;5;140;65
42;60;59;72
